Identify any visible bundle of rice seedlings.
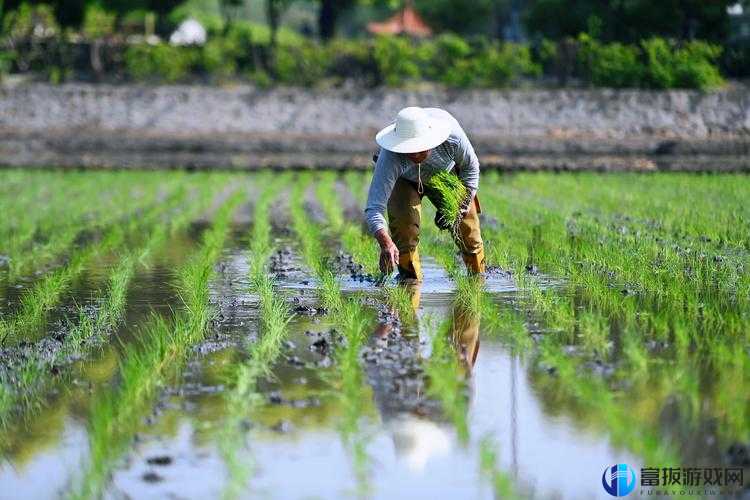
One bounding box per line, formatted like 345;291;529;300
425;170;470;240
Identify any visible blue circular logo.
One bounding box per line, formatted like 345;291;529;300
601;463;637;497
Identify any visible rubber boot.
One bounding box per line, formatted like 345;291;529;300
462;248;486;275
397;248;423;281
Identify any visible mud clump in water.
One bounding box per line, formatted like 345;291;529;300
485;265;513;278
266;390;321;409
292;303;326;315
334;251;377;283
306;328;345;356
146;456;173;466
269;246;301;277
142;471;164;483
303;328;346;369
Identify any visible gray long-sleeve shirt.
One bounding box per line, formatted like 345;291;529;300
364;108;480;235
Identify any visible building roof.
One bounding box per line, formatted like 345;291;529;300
367;4;432;38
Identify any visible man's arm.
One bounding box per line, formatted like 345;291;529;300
365;149;401;273
454;126;480;197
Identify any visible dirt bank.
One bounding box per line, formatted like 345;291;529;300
1;83;749;171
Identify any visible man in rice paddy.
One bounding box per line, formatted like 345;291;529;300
366;106;485;280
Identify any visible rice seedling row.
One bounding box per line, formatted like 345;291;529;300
476;172;748;463
218;174;295;499
290;173;383;495
0;183;189;346
2;172;178;283
69;189;243;500
0;177;221;430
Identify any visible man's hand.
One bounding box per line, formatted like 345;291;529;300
379;243;399;274
374;229;399;274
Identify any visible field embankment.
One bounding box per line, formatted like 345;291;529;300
1;83;749;171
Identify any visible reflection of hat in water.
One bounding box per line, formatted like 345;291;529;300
391;415;451;472
376;107;452;154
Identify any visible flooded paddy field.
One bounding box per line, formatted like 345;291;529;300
0;169;748;499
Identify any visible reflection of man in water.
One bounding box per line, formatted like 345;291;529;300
402;283;480;371
451;302;480;371
363;283;480;470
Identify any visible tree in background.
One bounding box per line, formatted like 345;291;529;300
1;0;183;34
82;3;115;77
265;0;293;65
524;0;736;43
416;0;494;37
317;0;356;39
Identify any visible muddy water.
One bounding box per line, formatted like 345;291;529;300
0;225;742;500
0;228;201;498
96;247;644;500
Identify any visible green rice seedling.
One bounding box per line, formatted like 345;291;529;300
419;200;485;315
289;175;343;312
476;171;749;465
424;170;469;239
69;190;242;500
218;176;295;499
343;171;369;206
0;180;221;429
479;436;519;499
0;184;188;345
533;332;681;467
291;172;381;492
336;302;376;495
478;298;533;352
3;172;174;282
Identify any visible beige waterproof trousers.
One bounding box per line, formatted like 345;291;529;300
387;177;485;280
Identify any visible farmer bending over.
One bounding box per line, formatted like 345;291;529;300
365;106;485;280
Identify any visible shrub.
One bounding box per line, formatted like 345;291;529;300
373;36;421;86
120;10;156;35
0;51;15;80
641;37;674;88
200;37;239;79
82;4;116;40
672;41;724;90
1;2;59;73
441;42;540;88
273;41;329;86
1;2;58;40
427;33;472;80
325;39;378;85
125;44;197;83
641;38;724;90
247;69;272;88
578;33;643;88
482;43;541;86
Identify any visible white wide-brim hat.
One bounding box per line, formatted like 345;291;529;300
376;106;451;153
